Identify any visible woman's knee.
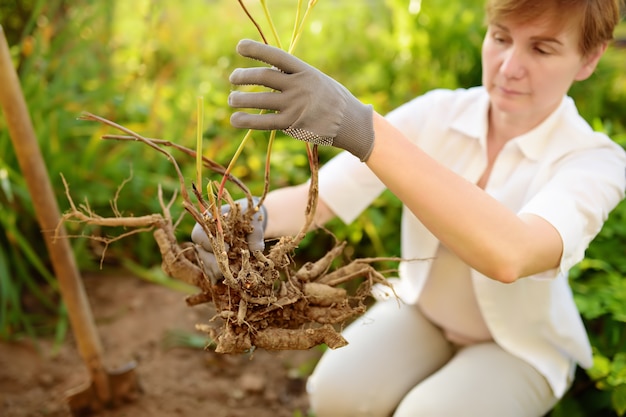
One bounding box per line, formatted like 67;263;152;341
306;301;454;416
392;388;458;417
306;345;402;417
308;376;394;417
393;343;558;417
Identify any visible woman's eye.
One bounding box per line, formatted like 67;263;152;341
534;46;551;55
491;32;509;44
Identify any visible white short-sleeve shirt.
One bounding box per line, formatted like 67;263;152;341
317;86;626;397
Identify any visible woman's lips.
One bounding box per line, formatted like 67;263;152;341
498;86;526;96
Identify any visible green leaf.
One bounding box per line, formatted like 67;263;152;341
612;384;626;416
608;353;626;387
589;353;612;382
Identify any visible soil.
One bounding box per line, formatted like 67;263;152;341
0;271;324;417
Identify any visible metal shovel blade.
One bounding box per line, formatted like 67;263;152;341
66;361;142;416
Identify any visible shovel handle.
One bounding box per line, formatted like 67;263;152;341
0;25;111;403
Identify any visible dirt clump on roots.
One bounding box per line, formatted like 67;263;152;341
175;199;387;353
62;113;396;355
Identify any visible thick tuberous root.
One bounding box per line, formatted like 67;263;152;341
207;246;390;352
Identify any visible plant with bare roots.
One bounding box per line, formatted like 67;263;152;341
61;1;404;353
61;113;397;354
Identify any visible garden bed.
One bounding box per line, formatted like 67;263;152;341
0;271;321;417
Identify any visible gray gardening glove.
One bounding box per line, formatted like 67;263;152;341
191;197;267;282
229;39;375;162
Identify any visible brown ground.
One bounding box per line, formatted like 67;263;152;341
0;271;323;417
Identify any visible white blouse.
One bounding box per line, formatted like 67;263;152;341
317;86;626;397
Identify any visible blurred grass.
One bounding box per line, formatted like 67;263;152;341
1;1;626;414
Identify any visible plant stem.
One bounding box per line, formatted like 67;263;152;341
258;129;276;206
289;0;319;53
289;0;304;53
100;134;250;195
195;96;204;196
260;0;282;48
218;127;255;200
237;0;268;44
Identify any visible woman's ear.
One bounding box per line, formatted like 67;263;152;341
575;42;608;81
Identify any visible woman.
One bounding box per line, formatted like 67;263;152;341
196;0;626;415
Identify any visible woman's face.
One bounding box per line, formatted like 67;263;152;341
482;16;603;125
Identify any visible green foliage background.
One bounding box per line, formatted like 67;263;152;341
1;0;625;415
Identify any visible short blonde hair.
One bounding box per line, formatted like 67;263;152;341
485;0;623;56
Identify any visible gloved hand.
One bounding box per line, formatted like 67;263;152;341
191;197;267;282
229;39;375;162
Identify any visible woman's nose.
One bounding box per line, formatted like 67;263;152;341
500;47;526;79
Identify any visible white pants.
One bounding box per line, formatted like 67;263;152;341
307;300;560;417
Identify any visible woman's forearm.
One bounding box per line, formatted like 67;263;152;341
263;183;336;239
366;112;563;282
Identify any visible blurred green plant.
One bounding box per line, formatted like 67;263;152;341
1;0;625;415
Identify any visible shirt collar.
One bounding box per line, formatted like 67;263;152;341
449;88;569;161
449;88;490;147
